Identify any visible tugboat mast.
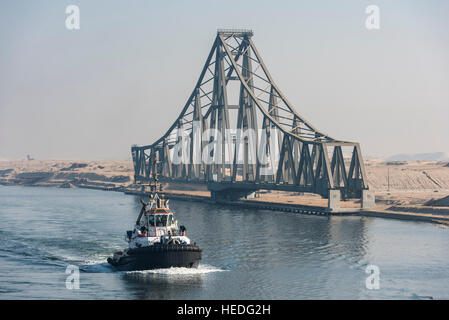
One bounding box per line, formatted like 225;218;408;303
149;152;163;193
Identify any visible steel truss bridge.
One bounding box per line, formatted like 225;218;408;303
132;30;374;209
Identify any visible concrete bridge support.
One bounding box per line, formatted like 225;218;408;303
362;190;375;209
327;190;341;211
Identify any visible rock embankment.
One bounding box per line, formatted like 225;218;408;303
425;195;449;207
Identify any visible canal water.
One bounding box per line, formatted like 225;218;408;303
0;185;448;299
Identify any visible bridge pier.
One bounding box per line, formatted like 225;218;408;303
327;190;341;211
328;189;375;211
361;190;375;209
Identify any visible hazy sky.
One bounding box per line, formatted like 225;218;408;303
1;0;448;160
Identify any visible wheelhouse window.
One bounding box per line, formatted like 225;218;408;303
147;214;172;227
155;214;167;227
148;214;155;226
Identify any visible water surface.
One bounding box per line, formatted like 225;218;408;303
0;185;448;299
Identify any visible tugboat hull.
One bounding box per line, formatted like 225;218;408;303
107;244;202;271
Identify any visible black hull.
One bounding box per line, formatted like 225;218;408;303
107;244;202;271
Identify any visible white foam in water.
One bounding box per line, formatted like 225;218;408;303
78;255;114;273
126;264;226;275
83;256;109;265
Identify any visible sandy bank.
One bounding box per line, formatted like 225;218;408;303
1;158;449;225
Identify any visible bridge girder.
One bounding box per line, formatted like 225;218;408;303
132;30;370;201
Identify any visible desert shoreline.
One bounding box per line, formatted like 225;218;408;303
1;158;449;225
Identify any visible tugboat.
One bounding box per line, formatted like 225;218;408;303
107;192;202;271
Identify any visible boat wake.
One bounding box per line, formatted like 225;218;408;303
125;264;226;275
79;258;225;275
79;257;115;273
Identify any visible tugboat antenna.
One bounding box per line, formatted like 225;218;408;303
148;152;163;193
